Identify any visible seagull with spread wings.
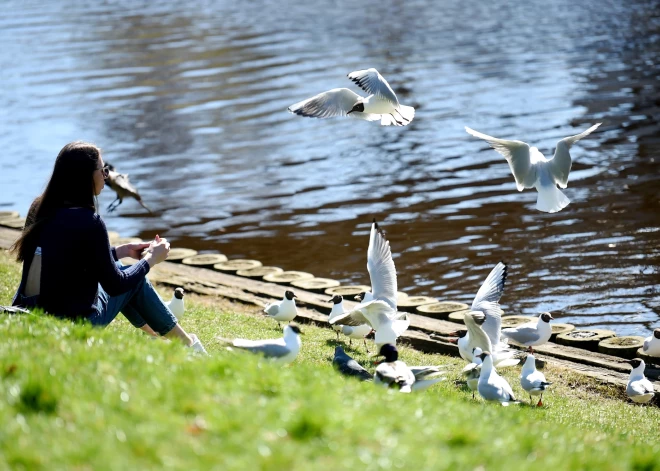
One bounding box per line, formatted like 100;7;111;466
217;324;303;365
465;124;601;212
288;68;415;126
329;220;409;346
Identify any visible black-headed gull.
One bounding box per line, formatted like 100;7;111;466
167;288;185;320
501;312;554;353
625;358;655;404
288;69;415;126
330;220;409;346
332;345;372;381
520;354;552;406
465;123;601;213
328;295;347;339
642;329;660;357
104;163;152;213
373;344;416;393
263;290;298;327
462;347;483;399
217;323;303;364
477;351;519;406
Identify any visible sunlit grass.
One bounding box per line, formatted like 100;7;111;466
1;250;659;470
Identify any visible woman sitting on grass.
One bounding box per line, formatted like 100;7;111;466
10;141;206;353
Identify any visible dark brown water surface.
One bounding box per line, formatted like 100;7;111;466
1;0;659;334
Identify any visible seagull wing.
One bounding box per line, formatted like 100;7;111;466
643;337;650;352
288;88;366;119
330;300;393;330
367;220;398;310
472;262;507;345
392;314;410;337
548;123;601;188
465;127;536;191
347;68;399;106
464;311;493;353
333;348;372;381
112;172;139;195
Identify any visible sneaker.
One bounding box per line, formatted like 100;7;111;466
189;334;208;355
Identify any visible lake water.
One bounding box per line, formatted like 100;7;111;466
1;0;659;335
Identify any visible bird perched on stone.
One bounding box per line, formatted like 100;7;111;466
642;329;660;357
625;358;655;404
501;312;554;353
167;288;185;320
263;290;298;327
104;162;152;213
520;354;552;406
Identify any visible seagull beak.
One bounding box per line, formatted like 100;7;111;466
328;298;334;303
446;338;459;345
347;110;353;114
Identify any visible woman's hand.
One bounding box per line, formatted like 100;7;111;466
142;235;170;267
115;242;151;260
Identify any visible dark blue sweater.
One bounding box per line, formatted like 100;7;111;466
16;207;150;319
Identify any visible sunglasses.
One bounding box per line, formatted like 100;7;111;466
97;165;110;178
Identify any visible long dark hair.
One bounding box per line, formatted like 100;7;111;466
11;141;101;262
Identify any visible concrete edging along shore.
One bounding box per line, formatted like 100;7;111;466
0;221;658;397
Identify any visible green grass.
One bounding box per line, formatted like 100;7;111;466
1;249;659;470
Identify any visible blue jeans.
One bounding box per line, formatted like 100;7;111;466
90;263;178;336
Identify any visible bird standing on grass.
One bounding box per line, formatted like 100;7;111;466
373;344;416;393
332;345;373;381
462;347;483;399
217;323;303;364
328;295;346;340
520;354;552;406
465;123;601;213
264;290;298;328
477;351;519;406
625;358;655;404
167;288;185;320
104;163;152;213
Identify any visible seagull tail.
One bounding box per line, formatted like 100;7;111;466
536;185;570;213
137;198;152;214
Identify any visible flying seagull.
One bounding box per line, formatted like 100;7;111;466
288;68;415;126
465;123;601;212
217;323;303;364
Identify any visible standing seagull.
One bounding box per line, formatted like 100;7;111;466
520;354;552;406
642;329;660;357
477;351;519;406
373;344;416;393
263;290;298;328
465;123;601;212
462;347;483;399
288;68;415;126
332;345;373;382
501;312;554;353
167;288;185;320
217;323;303;364
328;295;347;340
104;163;152;213
625;358;655;404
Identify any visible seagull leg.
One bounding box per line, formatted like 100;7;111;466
363;338;369;354
349;338;352;347
529;394;533;404
472;391;475;400
107;198;119;213
537;393;543;407
528;346;534;354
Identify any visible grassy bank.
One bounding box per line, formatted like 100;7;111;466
0;249;659;470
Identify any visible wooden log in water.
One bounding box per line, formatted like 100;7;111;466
182;253;228;267
0;217;25;229
416;301;470;319
324;285;371;298
598;336;645;359
556;329;617;352
235;266;283;279
397;296;438;313
290;277;340;293
447;310;469;324
501;315;535;328
213;259;262;273
0;211;19;219
263;271;314;285
550;323;575;341
167;248;199;262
